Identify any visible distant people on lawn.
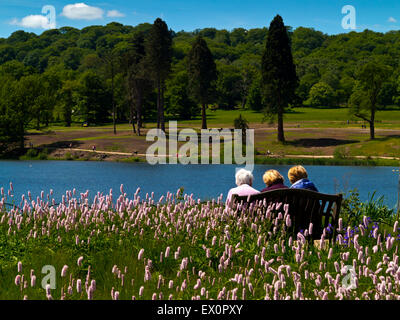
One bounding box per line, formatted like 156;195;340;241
261;169;288;192
288;165;318;192
226;169;260;204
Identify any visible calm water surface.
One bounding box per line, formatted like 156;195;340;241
0;161;398;208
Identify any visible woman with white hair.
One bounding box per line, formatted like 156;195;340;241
226;169;260;204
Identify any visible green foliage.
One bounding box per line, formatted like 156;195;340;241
233;114;249;130
245;76;263;111
340;189;395;227
306;82;336;107
165;70;198;120
348;60;392;139
76;71;111;124
215;63;242;109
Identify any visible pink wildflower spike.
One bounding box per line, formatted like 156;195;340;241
139;286;144;297
76;279;82;293
31;275;36;287
77;256;84;267
45;284;51;296
61;265;68;277
363;216;368;228
328;248;333;259
138;248;145;261
286;215;291;228
17;261;22;273
15;275;21;286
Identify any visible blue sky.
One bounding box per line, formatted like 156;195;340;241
1;0;400;38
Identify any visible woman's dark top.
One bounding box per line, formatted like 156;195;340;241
261;182;289;193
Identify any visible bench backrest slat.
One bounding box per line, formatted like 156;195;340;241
232;189;342;240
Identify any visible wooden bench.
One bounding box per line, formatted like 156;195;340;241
232;189;343;241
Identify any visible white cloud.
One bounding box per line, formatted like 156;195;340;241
388;17;397;23
10;15;53;29
61;3;104;20
107;10;125;18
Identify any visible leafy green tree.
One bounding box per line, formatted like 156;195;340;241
0;46;16;64
32;72;61;129
230;28;247;46
187;36;218;129
245;76;263;111
296;71;319;103
0;60;36;80
98;43;120;135
0;76;23;153
306;82;336;107
216;64;242;110
62;47;84;70
349;61;392;139
76;71;111;124
0;74;39;150
59;80;79;127
145;18;173;132
378;81;396;108
165;70;198;120
261;15;298;142
292;27;326;57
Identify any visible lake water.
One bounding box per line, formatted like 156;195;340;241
0;161;399;209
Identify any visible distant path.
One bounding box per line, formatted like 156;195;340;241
280;154;400;161
68;148;169;158
67;148;400;161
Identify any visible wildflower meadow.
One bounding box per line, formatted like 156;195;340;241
1;183;399;300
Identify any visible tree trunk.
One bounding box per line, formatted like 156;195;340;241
370;108;375;140
157;78;161;129
20;122;24;150
160;84;165;132
241;97;247;109
112;63;116;135
129;98;136;134
137;93;142;136
202;104;207;129
277;107;285;143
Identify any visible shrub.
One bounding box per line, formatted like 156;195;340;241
25;148;38;158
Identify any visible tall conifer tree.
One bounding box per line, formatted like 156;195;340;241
145;18;172;132
187;36;217;129
261;15;298;142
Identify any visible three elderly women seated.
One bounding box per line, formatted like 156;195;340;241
226;165;318;204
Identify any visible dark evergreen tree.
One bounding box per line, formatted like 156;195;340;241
187;36;217;129
125;31;152;136
261;15;298;142
145;18;173;132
